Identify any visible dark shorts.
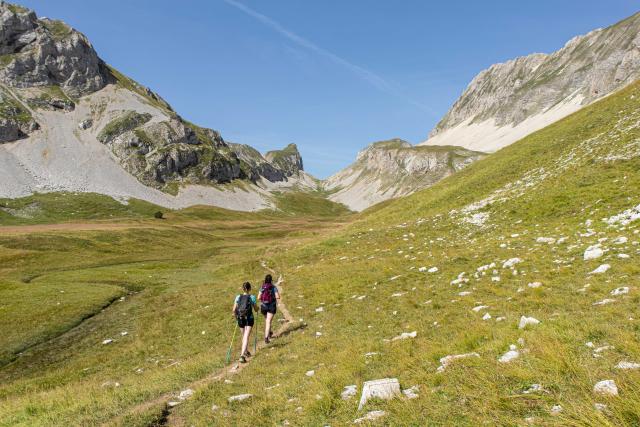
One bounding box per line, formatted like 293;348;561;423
237;316;254;328
261;302;277;316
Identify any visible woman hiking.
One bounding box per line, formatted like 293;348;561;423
232;282;258;363
259;274;281;344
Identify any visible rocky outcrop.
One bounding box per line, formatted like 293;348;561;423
0;2;109;97
422;12;640;152
0;86;38;142
325;139;484;211
229;143;287;183
0;1;311;199
265;143;303;176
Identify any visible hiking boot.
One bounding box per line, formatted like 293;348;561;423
244;351;251;357
239;355;247;363
265;337;270;344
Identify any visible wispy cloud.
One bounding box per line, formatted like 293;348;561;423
222;0;439;117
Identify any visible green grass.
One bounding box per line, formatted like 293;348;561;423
97;111;152;143
41;20;72;41
168;81;640;426
0;89;32;124
108;66;174;114
273;191;352;217
0;193;163;226
0;54;14;68
2;79;640;426
6;3;28;14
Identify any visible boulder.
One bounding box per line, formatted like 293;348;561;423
354;410;386;424
593;380;618;396
518;316;540;329
357;378;401;410
228;393;253;403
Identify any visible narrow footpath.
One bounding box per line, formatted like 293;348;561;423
104;261;299;427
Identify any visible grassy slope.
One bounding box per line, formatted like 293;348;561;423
0;193;351;426
1;77;640;426
169;81;640;426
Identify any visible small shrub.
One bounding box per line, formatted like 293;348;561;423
153;211;164;219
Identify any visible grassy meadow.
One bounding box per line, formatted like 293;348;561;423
1;80;640;426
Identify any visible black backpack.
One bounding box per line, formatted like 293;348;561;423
236;295;252;319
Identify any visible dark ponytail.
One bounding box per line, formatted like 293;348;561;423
243;282;252;292
264;274;272;284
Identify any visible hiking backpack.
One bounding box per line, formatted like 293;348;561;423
259;283;275;304
236;294;252;319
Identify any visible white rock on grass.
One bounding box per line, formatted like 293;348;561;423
305;370;315;377
178;389;194;400
503;258;522;269
437;353;480;372
518;316;540;329
615;361;640;370
523;384;547;394
550;405;563;416
537;237;556;244
472;305;489;312
614;236;628;245
590;264;611;274
527;282;542;288
594;403;608;412
593;380;618;396
102;339;113;345
611;287;629;296
619;253;631;259
402;385;419;399
418;267;427;272
354;410;386;424
482;313;492;320
428;267;439;273
584;245;604;260
391;331;417;341
357;378;400;410
593;299;615;306
228;393;253;403
498;349;520;363
315;307;324;312
341;385;357;400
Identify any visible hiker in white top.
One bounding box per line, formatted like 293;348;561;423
258;274;280;344
232;282;258;363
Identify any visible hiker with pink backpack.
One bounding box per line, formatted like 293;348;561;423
259;274;281;344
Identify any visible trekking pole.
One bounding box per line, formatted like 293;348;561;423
254;314;258;354
225;323;238;365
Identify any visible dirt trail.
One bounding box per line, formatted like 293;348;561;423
0;222;152;234
104;261;298;427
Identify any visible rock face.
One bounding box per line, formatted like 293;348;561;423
265;143;303;177
0;1;312;209
421;12;640;152
0;2;109;97
325;139;484;211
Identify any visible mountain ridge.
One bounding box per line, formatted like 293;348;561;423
0;2;319;211
421;11;640;152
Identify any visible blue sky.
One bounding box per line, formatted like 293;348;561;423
19;0;639;178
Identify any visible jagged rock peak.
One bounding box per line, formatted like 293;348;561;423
0;1;110;97
265;143;303;176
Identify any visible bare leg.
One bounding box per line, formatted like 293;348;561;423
265;312;274;339
240;326;252;356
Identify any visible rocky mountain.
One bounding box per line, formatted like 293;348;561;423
421;12;640;152
0;2;315;211
324;139;484;211
265;143;304;177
